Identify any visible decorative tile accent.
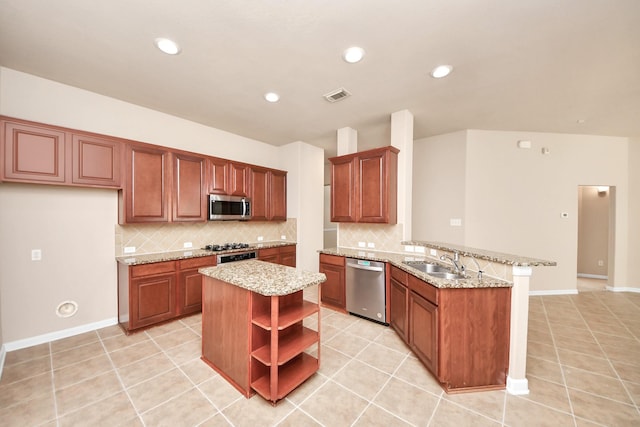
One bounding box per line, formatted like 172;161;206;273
115;219;296;256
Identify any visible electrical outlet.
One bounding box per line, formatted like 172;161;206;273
124;246;136;254
358;242;366;248
281;235;286;240
430;249;437;256
415;246;426;254
257;236;264;241
183;242;192;248
598;260;604;266
367;242;375;248
31;249;42;261
404;245;415;252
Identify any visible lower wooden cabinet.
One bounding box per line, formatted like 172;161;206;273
259;244;296;267
389;266;409;342
318;254;346;311
408;290;438;374
118;255;216;332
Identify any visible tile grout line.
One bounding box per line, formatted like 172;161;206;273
541;296;579;427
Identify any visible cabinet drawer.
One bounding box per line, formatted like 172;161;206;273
179;255;216;270
258;247;279;257
131;261;176;278
280;244;296;254
391;265;408;284
408;275;438;305
319;253;345;267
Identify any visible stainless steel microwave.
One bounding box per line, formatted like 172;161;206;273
208;195;251;220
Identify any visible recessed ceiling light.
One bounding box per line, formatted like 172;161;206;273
264;92;280;103
154;38;181;55
430;64;453;78
343;46;365;63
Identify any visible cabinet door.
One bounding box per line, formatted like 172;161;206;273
2;119;66;183
173;152;206;221
177;269;204;315
269;170;287;221
250;167;269;221
319;260;346;310
71;133;121;187
208;157;229;195
390;277;408;342
358;148;397;224
409;291;438;375
258;247;280;264
330;157;357;222
279;245;296;267
122;144;170;223
130;273;176;329
228;162;250;197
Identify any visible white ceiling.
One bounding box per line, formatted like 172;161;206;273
1;0;639;159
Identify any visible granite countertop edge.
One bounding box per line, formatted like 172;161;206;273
319;247;512;289
199;259;326;296
116;241;297;266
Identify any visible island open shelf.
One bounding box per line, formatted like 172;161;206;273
200;260;324;404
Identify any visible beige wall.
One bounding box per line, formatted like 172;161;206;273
0;67;324;346
412;129;634;292
577;186;610;276
412;131;467;245
628;138;640;286
0;184;118;343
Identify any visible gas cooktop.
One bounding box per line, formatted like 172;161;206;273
203;243;250;252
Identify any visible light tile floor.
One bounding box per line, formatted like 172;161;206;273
1;287;639;426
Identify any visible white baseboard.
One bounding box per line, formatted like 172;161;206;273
577;273;608;279
0;344;6;381
3;317;118;352
529;289;579;296
606;286;640;293
506;376;529;395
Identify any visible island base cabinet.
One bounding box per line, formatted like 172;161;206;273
201;277;320;404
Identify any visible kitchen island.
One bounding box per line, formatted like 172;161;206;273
199;260;326;404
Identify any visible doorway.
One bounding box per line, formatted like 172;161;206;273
577;185;615;291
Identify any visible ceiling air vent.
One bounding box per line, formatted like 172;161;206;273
324;87;351;103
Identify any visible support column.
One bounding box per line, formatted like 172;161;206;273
391;110;413;240
507;266;532;395
337;127;357;156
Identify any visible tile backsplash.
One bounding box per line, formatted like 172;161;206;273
337;223;405;253
115;219;296;256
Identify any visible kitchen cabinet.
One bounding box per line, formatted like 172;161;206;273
1;117;121;188
118;255;216;332
329;146;399;224
389;266;409;342
250;167;288;221
258;244;296;267
207;156;229;195
71;133;121;187
172;152;207;221
408;287;438;374
228;161;251;197
318;254;346;311
120;143;170;223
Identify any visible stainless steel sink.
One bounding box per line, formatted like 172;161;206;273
425;271;467;280
403;262;449;273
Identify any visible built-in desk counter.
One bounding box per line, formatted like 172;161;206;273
199;260;326;404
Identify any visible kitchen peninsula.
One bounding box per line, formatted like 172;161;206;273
199;260;326;403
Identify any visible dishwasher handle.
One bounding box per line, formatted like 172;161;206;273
346;261;384;272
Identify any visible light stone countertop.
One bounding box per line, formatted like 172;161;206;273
116;241;297;266
199;260;326;296
319;247;513;289
401;241;557;267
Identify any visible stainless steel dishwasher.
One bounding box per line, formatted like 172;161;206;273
345;258;387;324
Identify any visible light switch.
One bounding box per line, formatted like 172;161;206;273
31;249;42;261
450;218;462;226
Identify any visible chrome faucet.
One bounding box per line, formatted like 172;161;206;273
469;255;484;280
440;252;464;274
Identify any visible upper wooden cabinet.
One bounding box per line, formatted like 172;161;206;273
121;143;171;223
173;152;207;222
250;167;287;221
228;162;251;197
207;156;229;195
329;146;399;224
1;116;121;188
71;133;121;187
